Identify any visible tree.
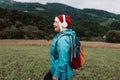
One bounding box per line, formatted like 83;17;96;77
109;21;120;30
105;30;120;43
0;18;11;30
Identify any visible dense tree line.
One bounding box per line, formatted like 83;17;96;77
0;8;53;39
0;6;120;41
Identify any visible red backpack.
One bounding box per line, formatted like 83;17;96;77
55;34;85;69
69;35;85;69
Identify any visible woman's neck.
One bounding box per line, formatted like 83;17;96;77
60;28;67;31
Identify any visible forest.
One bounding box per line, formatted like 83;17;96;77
0;0;120;41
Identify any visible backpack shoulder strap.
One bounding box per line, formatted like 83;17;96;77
68;35;72;56
54;34;67;53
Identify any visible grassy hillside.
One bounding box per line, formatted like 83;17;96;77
0;0;120;40
0;0;120;24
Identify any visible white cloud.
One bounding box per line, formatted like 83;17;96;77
14;0;120;14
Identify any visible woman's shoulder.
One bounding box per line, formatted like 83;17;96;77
58;35;70;44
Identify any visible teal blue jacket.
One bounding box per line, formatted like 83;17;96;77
50;29;76;80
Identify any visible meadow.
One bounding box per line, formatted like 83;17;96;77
0;45;120;80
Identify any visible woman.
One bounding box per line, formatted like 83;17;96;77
44;14;76;80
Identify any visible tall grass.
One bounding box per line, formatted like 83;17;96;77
0;46;120;80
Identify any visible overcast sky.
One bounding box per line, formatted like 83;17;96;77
14;0;120;14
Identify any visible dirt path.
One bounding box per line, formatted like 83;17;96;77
81;41;120;48
0;40;51;46
0;40;120;48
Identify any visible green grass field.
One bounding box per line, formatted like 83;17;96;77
0;46;120;80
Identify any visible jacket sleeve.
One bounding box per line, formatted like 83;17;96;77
53;36;71;78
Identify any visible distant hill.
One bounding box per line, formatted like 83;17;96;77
0;1;120;22
0;0;120;40
1;1;120;21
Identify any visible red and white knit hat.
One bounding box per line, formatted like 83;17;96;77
55;14;71;31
